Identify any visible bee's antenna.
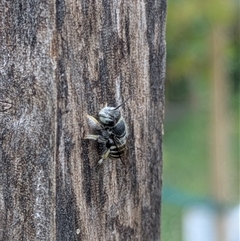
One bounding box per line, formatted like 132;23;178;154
114;96;131;110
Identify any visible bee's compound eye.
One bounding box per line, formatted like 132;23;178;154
99;116;106;124
98;107;121;126
99;116;114;126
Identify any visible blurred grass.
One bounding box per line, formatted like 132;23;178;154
163;105;210;195
163;78;212;191
162;93;210;240
161;203;182;241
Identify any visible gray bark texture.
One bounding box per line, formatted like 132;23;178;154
0;0;166;240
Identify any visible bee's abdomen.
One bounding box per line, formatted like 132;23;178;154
109;143;126;158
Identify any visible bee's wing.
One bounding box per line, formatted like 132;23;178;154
86;115;102;130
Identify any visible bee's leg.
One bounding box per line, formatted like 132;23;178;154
85;134;107;143
85;134;99;140
98;149;110;165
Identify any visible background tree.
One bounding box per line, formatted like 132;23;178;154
0;1;166;240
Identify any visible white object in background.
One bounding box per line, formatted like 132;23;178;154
182;205;217;241
225;204;240;241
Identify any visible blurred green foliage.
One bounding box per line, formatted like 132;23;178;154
162;0;239;240
166;0;237;84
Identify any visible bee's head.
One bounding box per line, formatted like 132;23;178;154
98;107;121;127
98;97;130;127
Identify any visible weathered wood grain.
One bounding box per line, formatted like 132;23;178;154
0;0;166;240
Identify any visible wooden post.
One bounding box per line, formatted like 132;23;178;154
0;0;166;240
210;26;231;241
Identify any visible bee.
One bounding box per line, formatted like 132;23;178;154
85;97;130;165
